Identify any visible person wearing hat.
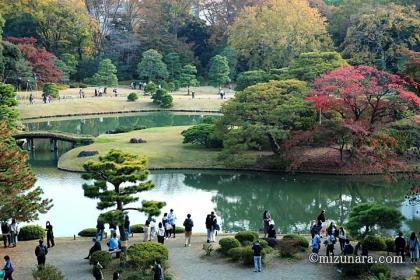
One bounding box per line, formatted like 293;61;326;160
84;238;102;260
35;240;48;267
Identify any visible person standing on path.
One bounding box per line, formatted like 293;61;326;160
35;240;48;267
1;221;11;248
162;213;169;238
29;93;34;104
325;234;335;257
124;216;130;239
252;241;263;272
395;232;406;262
211;212;219;243
143;220;151;242
263;210;271;238
9;219;18;248
338;227;346;252
157;223;165;244
311;232;321;254
408;232;419;263
168;209;177;238
205;214;213;243
96;219;105;241
183;214;194;247
45;221;55;248
2;256;14;280
150;219;156;241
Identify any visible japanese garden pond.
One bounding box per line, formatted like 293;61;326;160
24;112;420;237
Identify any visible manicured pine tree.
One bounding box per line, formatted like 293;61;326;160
179;64;198;95
208;55;230;89
81;149;165;252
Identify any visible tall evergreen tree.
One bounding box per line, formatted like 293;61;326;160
179;64;198;95
88;58;118;86
208;55;230;89
137;49;169;82
0;83;19;128
82;149;165;252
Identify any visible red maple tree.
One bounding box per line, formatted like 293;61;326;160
6;37;61;85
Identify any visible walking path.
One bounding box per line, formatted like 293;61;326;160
0;234;416;279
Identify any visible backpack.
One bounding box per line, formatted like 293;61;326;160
37;245;47;257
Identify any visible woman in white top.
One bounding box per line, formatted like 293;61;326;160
157;222;165;244
9;219;18;247
143;220;150;242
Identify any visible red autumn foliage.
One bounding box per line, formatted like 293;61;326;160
5;37;61;84
307;65;420;130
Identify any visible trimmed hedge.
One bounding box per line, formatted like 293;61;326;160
277;238;299;258
90;251;112;268
370;263;391;279
127;92;138;102
227;246;266;266
18;225;45;241
219;237;241;254
130;224;184;234
283;234;309;248
32;264;64;280
234;231;259;244
363;235;386;251
127;242;168;270
78;228;97;237
384;237;395;253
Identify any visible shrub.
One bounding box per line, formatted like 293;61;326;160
235;70;271;91
69;82;78;88
219;237;241;254
175;227;185;234
338;263;369;277
234;231;259;244
79;83;88;88
127;92;138;102
277;238;299;258
18;225;45;241
127;242;168;270
78;228;97;237
203;243;214;256
363;235;387;251
106;125;146;134
384;238;395;253
370;263;391;279
43;83;59;98
90;251;112;268
151;88;173;108
283;234;309;248
167;82;176;92
32;264;64;280
130;224;144;233
181;124;223;148
144;82;157;94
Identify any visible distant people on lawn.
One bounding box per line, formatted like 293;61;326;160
2;255;14;280
183;214;194;247
84;238;102;260
252;240;263;272
408;232;419;263
45;221;55;248
263;209;271;238
168;209;177;238
29;93;34;104
35;239;48;267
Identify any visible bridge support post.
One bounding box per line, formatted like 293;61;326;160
27;138;34;151
50;139;58;152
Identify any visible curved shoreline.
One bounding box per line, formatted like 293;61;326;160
21;109;222;121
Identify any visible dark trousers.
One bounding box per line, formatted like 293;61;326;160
326;245;334;256
396;247;405;261
4;272;13;280
37;256;46;266
339;239;345;251
47;233;55;248
172;224;176;237
157;236;164;244
2;234;10;247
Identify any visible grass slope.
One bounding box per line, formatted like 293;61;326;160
58;126;260;172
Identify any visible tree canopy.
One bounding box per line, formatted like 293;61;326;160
229;0;333;69
87;58;118;86
137;49;169;82
208;55;230;88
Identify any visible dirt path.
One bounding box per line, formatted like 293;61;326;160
1;235;416;280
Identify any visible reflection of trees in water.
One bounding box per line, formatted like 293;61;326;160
183;173;410;233
25;113;213;136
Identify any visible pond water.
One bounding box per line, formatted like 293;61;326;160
24;113;420;237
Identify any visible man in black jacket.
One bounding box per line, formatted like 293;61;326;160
395;232;406;262
84;238;102;260
35;239;48;267
183;214;194;247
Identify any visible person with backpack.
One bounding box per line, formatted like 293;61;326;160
152;260;164;280
408;232;419;263
343;239;354;255
1;221;11;248
35;240;48;267
2;256;14;280
92;261;103;280
45;221;55;248
205;214;213;243
183;214;194;247
9;220;18;248
311;232;321;254
395;232;406;262
252;240;263;272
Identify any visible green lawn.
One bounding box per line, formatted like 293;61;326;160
58;126;260;172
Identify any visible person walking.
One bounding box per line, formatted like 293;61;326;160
162;213;169;238
408;232;419;263
191;91;195;99
29;93;34;104
205;214;213;243
157;223;165;244
311;231;321;254
45;221;55;248
326;222;338;238
1;221;10;248
252;240;263;272
263;210;271;238
2;256;14;280
325;234;335;257
124;216;130;239
96;219;105;241
9;220;18;248
395;232;406;262
183;214;194;247
338;227;346;252
35;240;48;267
168;209;177;238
